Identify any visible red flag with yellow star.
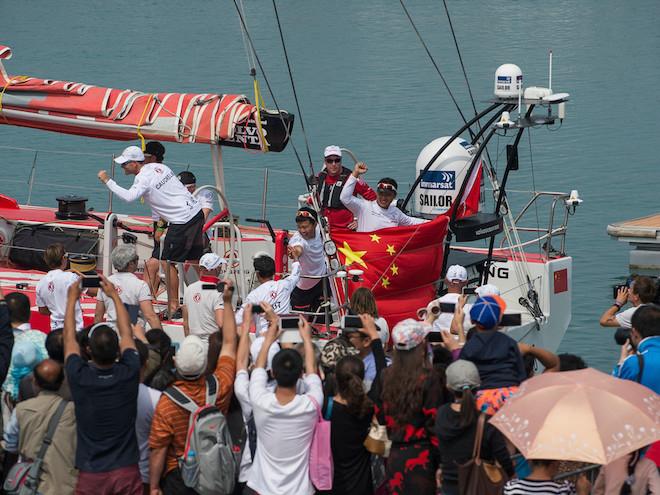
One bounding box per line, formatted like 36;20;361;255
331;215;449;328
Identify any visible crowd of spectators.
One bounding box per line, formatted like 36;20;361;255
0;238;659;495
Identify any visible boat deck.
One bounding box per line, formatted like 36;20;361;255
607;213;660;243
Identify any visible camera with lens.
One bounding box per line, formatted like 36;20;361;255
614;327;631;346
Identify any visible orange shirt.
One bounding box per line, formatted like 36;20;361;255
149;355;235;474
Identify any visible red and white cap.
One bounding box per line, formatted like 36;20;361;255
324;145;342;158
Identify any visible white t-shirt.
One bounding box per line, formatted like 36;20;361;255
182;279;224;343
340;174;427;232
615;305;640;329
237;262;301;335
234;370;254;483
97;272;152;326
136;383;161;483
35;269;83;330
247;369;323;495
431;292;472;332
289;229;327;291
106;162;201;224
196;189;214;212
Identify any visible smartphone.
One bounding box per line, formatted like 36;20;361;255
612;284;628;299
278;315;300;330
251;305;265;314
341;314;363;329
81;275;101;288
462;287;477;295
427;331;444;343
500;313;522;326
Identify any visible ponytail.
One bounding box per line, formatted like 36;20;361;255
457;387;477;427
336;356;373;418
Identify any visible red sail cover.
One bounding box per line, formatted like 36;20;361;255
0;45;291;150
331;215;449;328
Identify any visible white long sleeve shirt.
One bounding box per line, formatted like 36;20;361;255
288;228;328;290
340;174;427;232
105;163;201;224
236;261;301;335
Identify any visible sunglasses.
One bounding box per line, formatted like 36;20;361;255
296;210;316;221
325;158;341;164
377;182;397;193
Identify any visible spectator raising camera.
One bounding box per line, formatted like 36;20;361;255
599;275;657;329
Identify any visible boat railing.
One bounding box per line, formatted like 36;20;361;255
499;191;573;257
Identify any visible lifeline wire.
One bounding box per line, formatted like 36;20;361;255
230;0;310;188
398;0;472;135
271;0;315;176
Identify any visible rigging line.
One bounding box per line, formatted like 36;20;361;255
271;0;314;176
440;0;497;180
398;0;473;134
230;0;310;188
237;0;257;72
527;129;544;255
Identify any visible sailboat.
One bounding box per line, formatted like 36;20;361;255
0;43;578;352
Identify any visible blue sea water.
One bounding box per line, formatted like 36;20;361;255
2;0;660;370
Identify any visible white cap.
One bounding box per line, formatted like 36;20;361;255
324;145;342;158
114;145;145;165
475;283;500;297
175;335;207;378
250;336;281;371
199;253;226;271
445;264;468;282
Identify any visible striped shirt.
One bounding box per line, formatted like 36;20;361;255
504;478;576;495
148;355;236;474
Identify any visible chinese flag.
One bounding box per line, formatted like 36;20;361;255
331;215;449;328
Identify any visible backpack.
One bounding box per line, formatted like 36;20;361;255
164;375;237;495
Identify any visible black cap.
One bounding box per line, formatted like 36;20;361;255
295;206;319;223
177;171;196;185
144;141;165;161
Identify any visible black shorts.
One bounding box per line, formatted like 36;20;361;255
160;210;205;262
151;239;161;259
290;278;330;313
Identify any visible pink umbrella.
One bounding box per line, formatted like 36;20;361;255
490;368;660;464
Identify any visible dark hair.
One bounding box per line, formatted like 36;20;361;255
88;325;119;365
34;360;65;392
631;304;660;339
78;326;93;361
44;243;66;270
530;459;558;468
335;356;373;418
205;331;223;375
452;388;478;428
177;170;196;185
253;256;276;279
558;353;587;371
135;339;149;367
145;141;165;162
146;328;172;357
5;292;31;324
271;349;303;388
349;288;379;318
45;328;65;363
382;344;431;425
632;276;658;304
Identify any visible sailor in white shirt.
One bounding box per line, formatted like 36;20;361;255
182;253;226;344
177;171;215;220
94;245;161;330
35;243;84;330
287;207;329;313
430;265;473;332
340;161;428;232
236;255;301;335
98;145;205;317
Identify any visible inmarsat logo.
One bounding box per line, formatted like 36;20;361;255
420;171;455;190
48;281;55;293
193;293;202;303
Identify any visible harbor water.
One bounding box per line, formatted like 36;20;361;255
2;0;660;370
